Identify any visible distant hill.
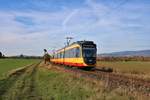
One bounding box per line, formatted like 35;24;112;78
99;50;150;57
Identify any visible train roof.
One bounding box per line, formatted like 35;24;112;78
54;41;96;53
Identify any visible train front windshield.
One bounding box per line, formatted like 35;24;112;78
82;48;96;58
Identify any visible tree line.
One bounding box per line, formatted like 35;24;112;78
0;52;42;59
0;52;5;58
97;56;150;61
8;54;42;59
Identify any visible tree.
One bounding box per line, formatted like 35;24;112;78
0;52;2;58
2;54;5;58
20;54;24;58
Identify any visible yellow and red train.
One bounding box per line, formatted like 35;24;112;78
51;41;97;68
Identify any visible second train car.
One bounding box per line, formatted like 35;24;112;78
51;41;97;68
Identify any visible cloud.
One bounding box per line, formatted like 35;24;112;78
62;9;79;30
0;0;150;55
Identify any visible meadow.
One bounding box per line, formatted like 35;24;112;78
0;58;40;78
33;66;133;100
0;59;149;100
97;61;150;76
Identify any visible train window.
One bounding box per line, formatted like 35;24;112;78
62;52;64;58
68;49;71;58
61;52;64;58
59;53;60;58
74;48;76;57
76;47;80;57
65;50;67;58
68;49;70;58
58;53;60;58
65;50;68;58
67;50;69;58
72;49;74;58
68;50;70;58
72;48;75;58
69;49;72;58
64;51;66;58
54;54;56;58
57;53;58;58
69;48;74;58
64;48;76;58
60;52;62;58
60;52;63;58
83;48;96;57
55;54;57;58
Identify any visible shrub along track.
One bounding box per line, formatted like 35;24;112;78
0;62;41;100
49;63;150;97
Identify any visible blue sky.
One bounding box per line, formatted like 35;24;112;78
0;0;150;56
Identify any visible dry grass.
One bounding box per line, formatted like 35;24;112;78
97;61;150;79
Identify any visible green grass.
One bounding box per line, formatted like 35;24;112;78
36;68;92;100
0;58;40;78
35;67;134;100
0;62;144;100
97;61;150;74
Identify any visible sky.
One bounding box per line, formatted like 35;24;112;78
0;0;150;56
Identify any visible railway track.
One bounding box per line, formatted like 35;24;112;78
88;69;150;96
50;63;150;97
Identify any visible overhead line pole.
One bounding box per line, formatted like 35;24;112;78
63;37;73;64
66;37;73;46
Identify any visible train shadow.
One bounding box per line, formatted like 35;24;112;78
95;67;113;72
79;66;113;72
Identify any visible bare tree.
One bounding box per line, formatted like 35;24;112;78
43;49;50;64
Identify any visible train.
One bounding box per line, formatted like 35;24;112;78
51;41;97;68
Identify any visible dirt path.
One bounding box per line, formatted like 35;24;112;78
0;62;41;100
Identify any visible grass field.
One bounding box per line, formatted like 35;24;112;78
97;61;150;74
34;66;133;100
0;58;40;78
0;60;140;100
0;59;149;100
